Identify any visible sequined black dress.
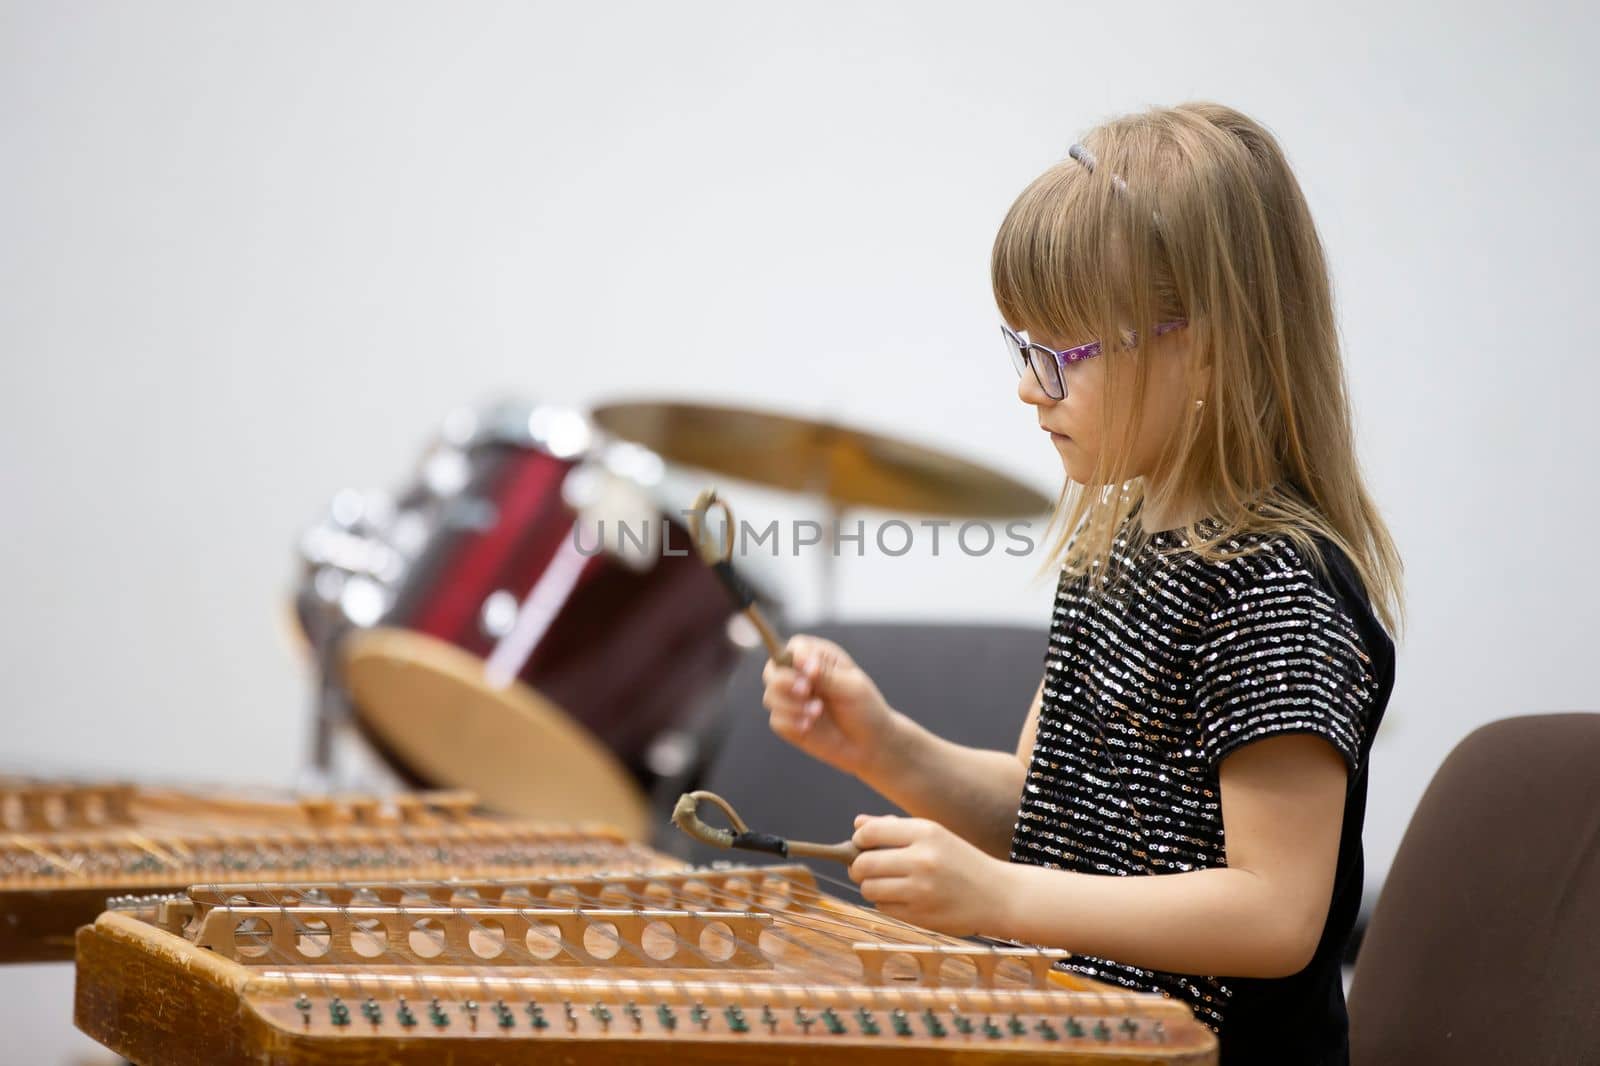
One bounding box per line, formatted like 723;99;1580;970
1009;516;1395;1066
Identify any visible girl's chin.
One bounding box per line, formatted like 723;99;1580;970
1056;452;1099;485
1058;460;1087;484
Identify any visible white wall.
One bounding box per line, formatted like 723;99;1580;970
2;2;1598;1058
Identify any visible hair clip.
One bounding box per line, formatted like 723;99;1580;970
1067;142;1129;194
1067;140;1172;234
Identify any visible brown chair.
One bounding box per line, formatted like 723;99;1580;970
1347;713;1600;1064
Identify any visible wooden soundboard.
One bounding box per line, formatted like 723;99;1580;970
0;779;656;962
74;863;1219;1063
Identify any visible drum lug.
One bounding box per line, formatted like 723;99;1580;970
645;729;700;780
479;590;521;640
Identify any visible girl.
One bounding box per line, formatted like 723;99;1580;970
761;101;1403;1065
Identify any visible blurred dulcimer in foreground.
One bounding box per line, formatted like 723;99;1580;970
0;778;652;962
75;862;1218;1064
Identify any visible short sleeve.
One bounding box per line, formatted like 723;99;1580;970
1192;549;1379;773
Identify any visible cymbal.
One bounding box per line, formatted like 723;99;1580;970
592;401;1052;518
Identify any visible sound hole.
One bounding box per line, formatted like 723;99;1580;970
699;921;737;963
526;922;564;960
233;918;271;959
583;921;622;960
641;921;678;961
351;918;387;958
939;956;979;987
883;951;921;982
409;918;446;959
468;920;506;960
640;882;676;908
296;919;332;958
993;956;1032;986
597;885;633;908
680;880;715;908
757;877;794;910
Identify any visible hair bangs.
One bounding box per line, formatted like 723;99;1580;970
990;162;1122;347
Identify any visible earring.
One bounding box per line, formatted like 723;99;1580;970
1193;399;1205;409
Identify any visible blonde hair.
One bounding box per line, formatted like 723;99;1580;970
992;101;1404;638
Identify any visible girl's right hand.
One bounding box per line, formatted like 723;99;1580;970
761;635;897;779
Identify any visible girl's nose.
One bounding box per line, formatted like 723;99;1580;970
1017;366;1056;407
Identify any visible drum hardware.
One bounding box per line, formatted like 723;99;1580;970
294;482;437;792
295;401;785;838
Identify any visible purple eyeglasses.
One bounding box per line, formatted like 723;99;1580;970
1002;319;1188;400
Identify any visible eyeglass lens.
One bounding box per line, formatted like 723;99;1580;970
1002;328;1064;399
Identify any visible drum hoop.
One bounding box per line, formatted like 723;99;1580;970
339;627;653;841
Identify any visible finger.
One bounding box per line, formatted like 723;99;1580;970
811;647;835;684
857;877;916;905
777;633;819;675
768;703;815;740
762;661;799;693
847;848;908;883
767;694;824;741
852;815;922;850
763;688;808;718
788;636;842;681
786;634;823;669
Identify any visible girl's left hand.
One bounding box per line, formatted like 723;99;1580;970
847;815;1012;937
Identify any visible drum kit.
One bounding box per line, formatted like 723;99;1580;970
291;398;1050;843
